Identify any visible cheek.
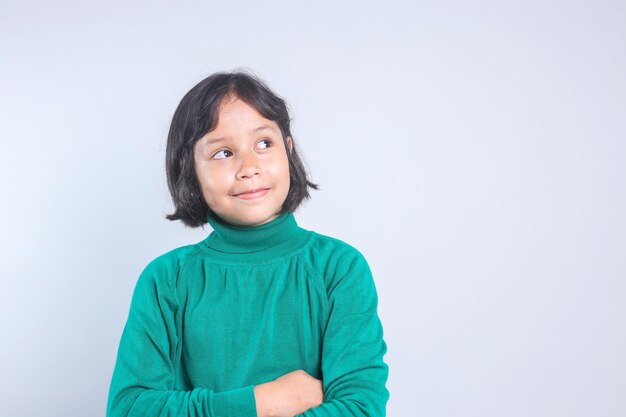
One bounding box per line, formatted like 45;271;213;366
196;167;229;201
269;167;290;194
282;165;291;189
272;155;291;184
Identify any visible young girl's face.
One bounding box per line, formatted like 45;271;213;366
193;95;292;227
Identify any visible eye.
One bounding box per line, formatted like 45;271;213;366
257;138;272;149
212;149;232;160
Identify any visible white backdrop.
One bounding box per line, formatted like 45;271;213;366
1;1;625;416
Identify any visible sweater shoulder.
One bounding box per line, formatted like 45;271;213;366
142;244;198;274
135;244;199;295
302;231;376;302
308;230;368;260
303;230;372;278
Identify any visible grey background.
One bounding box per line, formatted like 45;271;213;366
1;1;625;416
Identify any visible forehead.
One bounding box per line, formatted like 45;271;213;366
207;96;279;135
216;96;266;122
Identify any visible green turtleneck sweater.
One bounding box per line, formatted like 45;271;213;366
106;212;389;417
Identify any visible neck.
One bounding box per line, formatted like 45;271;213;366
204;210;309;257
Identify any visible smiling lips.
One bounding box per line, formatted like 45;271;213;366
234;188;270;200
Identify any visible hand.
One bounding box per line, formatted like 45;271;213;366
254;369;324;417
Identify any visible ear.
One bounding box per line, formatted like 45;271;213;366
286;136;293;153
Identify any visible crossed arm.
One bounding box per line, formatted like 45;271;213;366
106;252;388;417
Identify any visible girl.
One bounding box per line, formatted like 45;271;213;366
106;70;389;417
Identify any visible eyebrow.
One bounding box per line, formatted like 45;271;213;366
202;125;277;146
253;124;276;133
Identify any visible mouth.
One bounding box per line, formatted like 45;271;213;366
234;188;270;200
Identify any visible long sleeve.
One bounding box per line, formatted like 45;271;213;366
106;255;258;417
297;249;390;417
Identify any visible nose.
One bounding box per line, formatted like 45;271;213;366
235;150;261;180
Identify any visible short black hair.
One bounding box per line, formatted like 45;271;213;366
165;69;319;228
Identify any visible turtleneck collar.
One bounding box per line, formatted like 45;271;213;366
203;211;309;257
